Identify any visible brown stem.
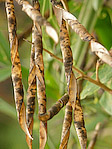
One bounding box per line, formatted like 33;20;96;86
43;48;63;62
18;25;32;46
43;48;112;94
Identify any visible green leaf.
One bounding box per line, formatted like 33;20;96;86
81;64;112;99
100;82;112;115
95;8;112;50
106;7;112;24
0;98;16;119
0;67;11;82
0;31;11;65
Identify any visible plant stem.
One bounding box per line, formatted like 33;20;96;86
42;0;46;16
49;0;53;18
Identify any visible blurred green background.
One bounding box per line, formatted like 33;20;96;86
0;0;112;148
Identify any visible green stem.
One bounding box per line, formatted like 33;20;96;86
49;0;53;18
42;0;46;16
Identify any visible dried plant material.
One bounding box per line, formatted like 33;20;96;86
26;31;36;122
109;48;112;56
96;60;101;82
60;19;73;87
19;101;33;140
90;40;112;67
26;25;36;148
91;40;109;55
34;24;47;112
52;0;76;21
74;94;87;149
52;0;112;68
61;0;69;11
52;1;112;67
38;94;69;121
5;0;32;140
39;121;47;149
35;24;47;149
69;71;77;106
59;13;77;148
45;26;59;44
52;0;68;27
26;120;34;149
60;0;69;31
31;1;47;148
88;122;101;149
67;19;94;41
59;102;72;149
53;4;62;26
15;0;58;44
52;0;93;41
58;9;78;148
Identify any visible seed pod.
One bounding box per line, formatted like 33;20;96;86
90;40;112;67
60;102;72;149
5;0;32;140
69;71;77;106
52;1;112;67
38;94;69;121
26;26;36;149
74;94;87;149
60;19;73;88
52;1;93;41
32;1;47;148
34;26;47;148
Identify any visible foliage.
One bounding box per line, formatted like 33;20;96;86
0;0;112;148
